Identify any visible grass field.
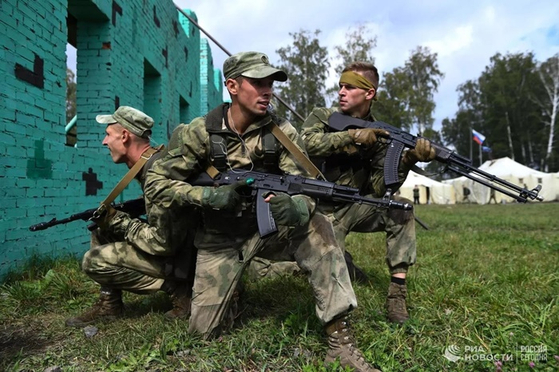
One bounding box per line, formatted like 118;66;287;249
1;203;558;372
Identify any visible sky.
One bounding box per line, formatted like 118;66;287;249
172;0;559;130
67;0;559;130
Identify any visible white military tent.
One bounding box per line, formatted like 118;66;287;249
399;171;456;204
442;157;557;204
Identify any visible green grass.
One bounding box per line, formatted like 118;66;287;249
1;203;558;372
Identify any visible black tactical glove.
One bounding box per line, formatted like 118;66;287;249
201;180;247;210
267;193;310;227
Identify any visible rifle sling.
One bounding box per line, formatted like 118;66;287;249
204;123;325;181
268;122;324;180
100;145;163;207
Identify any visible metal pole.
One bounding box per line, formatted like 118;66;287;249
174;6;305;123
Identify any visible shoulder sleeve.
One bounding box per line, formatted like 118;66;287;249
143;118;210;210
301;107;356;157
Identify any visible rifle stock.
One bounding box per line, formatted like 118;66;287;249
189;170;412;238
29;198;145;232
328;112;544;203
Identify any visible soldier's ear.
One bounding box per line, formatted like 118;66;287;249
121;129;132;143
365;87;376;100
225;78;239;95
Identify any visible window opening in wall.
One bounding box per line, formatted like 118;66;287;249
144;59;162;136
179;95;190;125
65;13;78;147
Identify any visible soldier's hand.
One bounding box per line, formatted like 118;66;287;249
201;181;247;210
348;128;389;147
266;193;309;227
403;138;436;165
91;204;119;231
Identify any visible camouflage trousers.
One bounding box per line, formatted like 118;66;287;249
188;211;357;339
82;229;167;294
328;195;416;273
249;195;417;278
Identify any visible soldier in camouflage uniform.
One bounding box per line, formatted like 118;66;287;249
251;63;437;323
144;52;381;372
300;62;437;324
65;106;196;328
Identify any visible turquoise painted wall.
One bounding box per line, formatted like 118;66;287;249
0;0;223;279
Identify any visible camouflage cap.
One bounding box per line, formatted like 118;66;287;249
223;51;287;82
96;106;154;138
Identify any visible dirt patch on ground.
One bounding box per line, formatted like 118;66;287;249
0;315;67;367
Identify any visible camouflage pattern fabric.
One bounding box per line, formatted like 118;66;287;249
82;151;198;294
247;257;304;280
325;195;416;274
252;107;417;278
301;107;412;194
83;229;168;294
302;107;416;273
144;104;357;338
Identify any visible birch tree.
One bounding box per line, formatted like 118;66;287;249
327;24;377;102
536;53;559;171
274;29;330;127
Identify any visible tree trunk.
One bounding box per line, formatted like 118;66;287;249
544;84;558;172
505;111;515;160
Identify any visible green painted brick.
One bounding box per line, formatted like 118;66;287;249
1;0;224;278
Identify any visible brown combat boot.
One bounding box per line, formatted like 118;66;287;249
385;282;409;324
325;316;382;372
65;288;123;328
162;280;192;319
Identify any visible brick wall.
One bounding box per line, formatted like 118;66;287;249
0;0;223;279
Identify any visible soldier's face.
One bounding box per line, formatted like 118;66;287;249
102;124;126;163
236;76;274;116
338;83;370;116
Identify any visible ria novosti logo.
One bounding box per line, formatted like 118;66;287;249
444;345;462;362
443;344;547;363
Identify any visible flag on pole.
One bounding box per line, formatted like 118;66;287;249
472;129;486;145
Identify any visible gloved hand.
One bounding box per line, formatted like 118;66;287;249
91;203;119;231
201;181;247;210
403;138;437;165
267;193;310;227
348;128;389;147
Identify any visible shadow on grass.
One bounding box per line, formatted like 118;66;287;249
0;321;67;369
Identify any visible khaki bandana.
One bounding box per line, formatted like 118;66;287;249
339;71;376;90
339;71;378;101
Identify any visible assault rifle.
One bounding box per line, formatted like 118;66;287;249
29;198;145;232
190;170;412;238
328;112;544;203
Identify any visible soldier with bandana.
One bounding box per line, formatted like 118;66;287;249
301;62;436;323
144;52;382;372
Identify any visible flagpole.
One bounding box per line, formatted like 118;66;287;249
479;143;482;166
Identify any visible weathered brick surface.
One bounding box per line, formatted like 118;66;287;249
0;0;223;278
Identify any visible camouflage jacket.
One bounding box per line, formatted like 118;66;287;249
301;107;411;198
144;104;315;247
106;149;194;256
